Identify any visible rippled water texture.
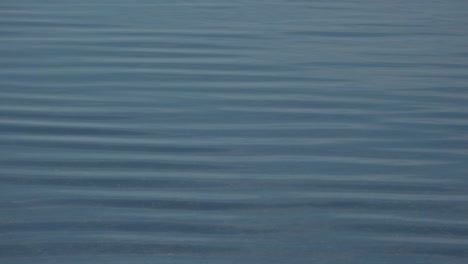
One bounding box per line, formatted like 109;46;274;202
1;1;468;263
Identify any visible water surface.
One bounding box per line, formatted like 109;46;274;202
1;1;468;263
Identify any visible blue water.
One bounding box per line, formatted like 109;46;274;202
1;1;468;263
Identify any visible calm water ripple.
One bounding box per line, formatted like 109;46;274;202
1;0;468;263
